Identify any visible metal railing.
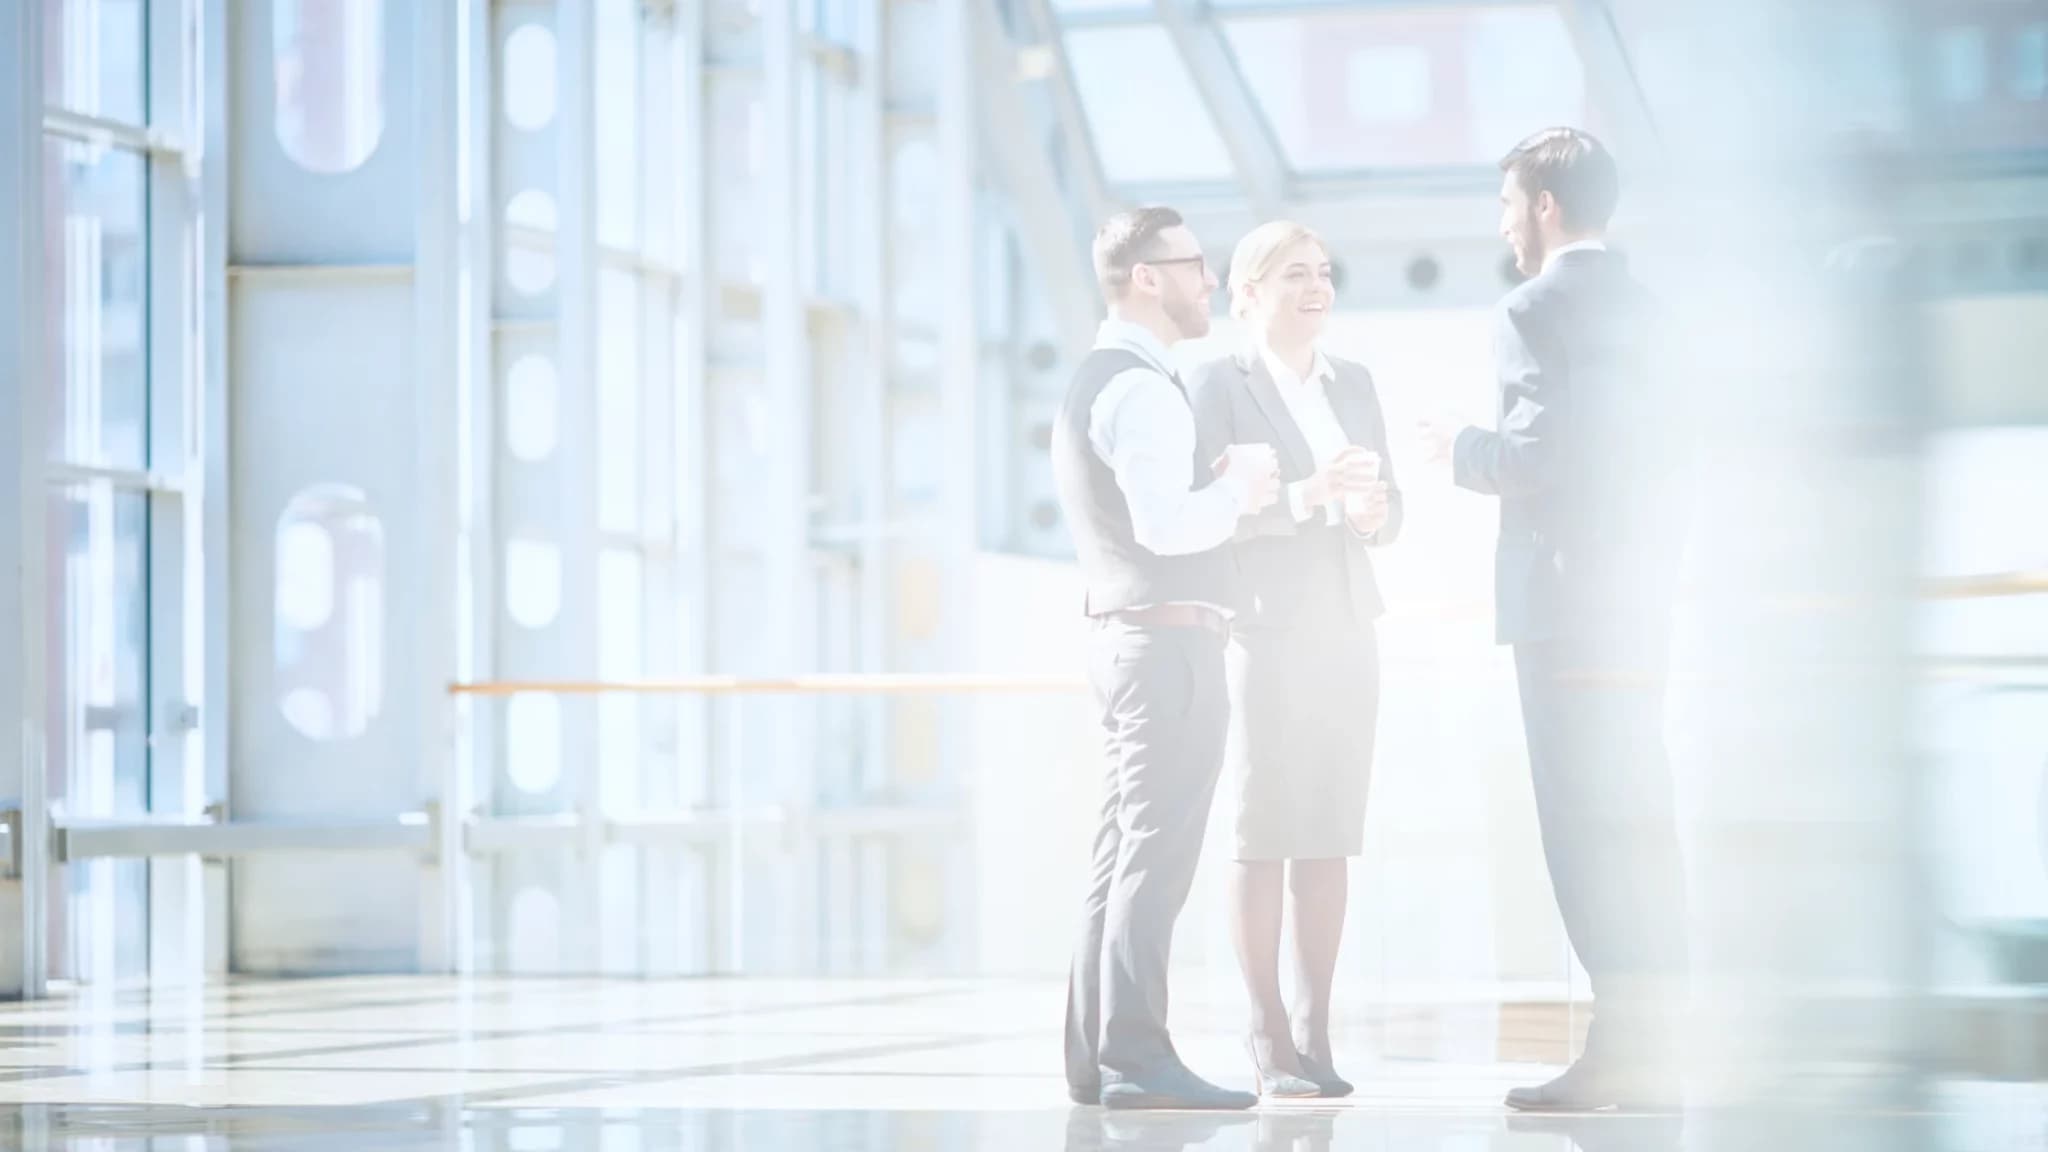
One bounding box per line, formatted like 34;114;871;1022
445;673;1087;697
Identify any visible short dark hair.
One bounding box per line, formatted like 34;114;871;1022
1499;127;1620;232
1093;206;1184;296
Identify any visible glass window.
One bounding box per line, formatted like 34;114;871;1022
710;72;764;285
597;549;642;811
503;22;558;133
1346;44;1433;125
43;0;149;124
503;188;559;296
1617;3;1905;147
505;353;559;463
504;536;561;629
1802;4;1910;135
45;138;149;471
887;0;936;107
45;498;150;996
596;0;639;250
889;391;942;509
819;74;857;299
1936;25;1989;105
46;484;150;824
276;515;336;632
1049;0;1149;14
709;0;763;65
2015;23;2047;102
274;0;386;174
597;269;641;534
1222;4;1583;172
809;0;860;47
798;62;820;296
1062;25;1236;183
505;693;562;793
890;134;941;326
274;485;384;742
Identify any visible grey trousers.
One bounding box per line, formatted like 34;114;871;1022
1514;636;1689;1052
1064;620;1231;1089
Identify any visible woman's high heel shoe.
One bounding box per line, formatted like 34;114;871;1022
1245;1036;1321;1099
1294;1045;1354;1099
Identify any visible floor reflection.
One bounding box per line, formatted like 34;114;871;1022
0;1103;2008;1151
0;978;2039;1149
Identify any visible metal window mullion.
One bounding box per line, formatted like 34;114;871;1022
933;0;979;975
414;0;465;977
143;4;205;965
606;2;670;979
195;0;232;981
761;0;819;977
555;0;605;977
856;0;890;817
461;0;500;978
1;0;51;1000
671;0;715;974
634;0;678;955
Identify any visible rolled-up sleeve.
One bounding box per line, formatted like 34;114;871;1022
1091;368;1245;556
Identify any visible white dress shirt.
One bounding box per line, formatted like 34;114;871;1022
1542;237;1607;274
1259;346;1352;526
1086;318;1246;567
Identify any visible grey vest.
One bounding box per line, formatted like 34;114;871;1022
1051;349;1241;617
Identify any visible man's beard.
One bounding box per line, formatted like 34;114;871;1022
1515;207;1545;278
1162;285;1211;340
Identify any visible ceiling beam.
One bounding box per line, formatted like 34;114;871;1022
1556;0;1664;170
1061;0;1494;30
1015;0;1119;227
1153;0;1289;222
973;0;1102;356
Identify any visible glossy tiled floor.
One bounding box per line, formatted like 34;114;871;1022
0;977;2040;1149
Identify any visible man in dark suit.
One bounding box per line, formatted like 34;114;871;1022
1423;127;1690;1111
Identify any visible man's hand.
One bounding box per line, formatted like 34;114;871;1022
1346;481;1391;535
1215;442;1281;513
1416;417;1459;479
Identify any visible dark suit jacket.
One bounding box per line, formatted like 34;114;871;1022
1188;352;1402;631
1453;247;1684;648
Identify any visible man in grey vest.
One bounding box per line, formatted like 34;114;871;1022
1055;207;1281;1111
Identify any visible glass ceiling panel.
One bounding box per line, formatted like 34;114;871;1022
1609;0;1916;152
1222;4;1586;172
1064;24;1238;184
1049;0;1153;14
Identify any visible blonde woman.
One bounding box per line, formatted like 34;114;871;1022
1186;221;1402;1099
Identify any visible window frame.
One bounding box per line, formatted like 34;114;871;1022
26;0;210;991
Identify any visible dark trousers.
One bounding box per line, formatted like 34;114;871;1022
1514;637;1690;1054
1065;621;1231;1089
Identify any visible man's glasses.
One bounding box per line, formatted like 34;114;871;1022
1138;254;1209;276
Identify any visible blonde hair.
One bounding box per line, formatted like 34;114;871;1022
1227;220;1327;324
